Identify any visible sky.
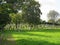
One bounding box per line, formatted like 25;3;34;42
36;0;60;21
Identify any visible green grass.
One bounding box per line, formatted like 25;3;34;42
0;29;60;45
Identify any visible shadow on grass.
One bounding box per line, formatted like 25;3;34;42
16;39;60;45
2;29;60;33
1;29;60;44
0;39;60;45
0;32;51;41
0;38;16;45
0;29;60;45
14;32;51;38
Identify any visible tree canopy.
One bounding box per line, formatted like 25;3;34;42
0;0;17;30
22;0;42;25
0;0;42;30
47;10;59;23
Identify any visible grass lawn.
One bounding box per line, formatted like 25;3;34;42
0;29;60;45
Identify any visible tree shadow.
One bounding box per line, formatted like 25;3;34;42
1;39;60;45
20;29;60;32
1;29;60;44
1;29;60;45
0;38;16;45
1;29;60;33
38;29;60;32
0;30;60;45
16;39;60;45
15;32;51;38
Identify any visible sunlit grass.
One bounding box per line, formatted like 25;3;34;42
5;32;60;42
11;32;60;43
1;29;60;45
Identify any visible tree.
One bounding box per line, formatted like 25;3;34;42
0;13;11;30
0;2;11;30
10;13;23;29
0;0;42;30
56;19;60;24
22;0;42;26
47;10;59;24
48;19;55;24
0;0;18;30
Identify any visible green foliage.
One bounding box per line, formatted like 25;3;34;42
48;19;55;24
56;19;60;24
47;10;59;23
0;13;11;29
0;0;42;30
0;0;17;30
9;13;23;29
22;0;42;25
10;13;23;24
0;3;11;30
